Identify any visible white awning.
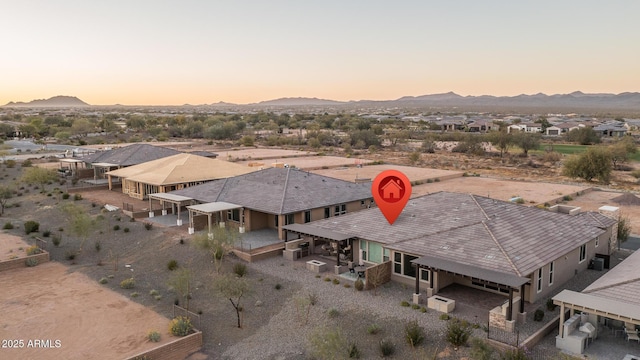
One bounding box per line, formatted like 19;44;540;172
148;193;194;202
187;202;242;214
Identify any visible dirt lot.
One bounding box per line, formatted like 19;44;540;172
0;241;174;360
312;164;461;183
236;155;372;170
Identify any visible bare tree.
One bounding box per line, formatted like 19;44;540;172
214;273;249;328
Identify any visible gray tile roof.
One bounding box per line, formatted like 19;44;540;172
582;248;640;307
170;167;372;215
291;192;613;279
80;144;181;166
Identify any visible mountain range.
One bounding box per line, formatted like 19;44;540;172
4;92;640;112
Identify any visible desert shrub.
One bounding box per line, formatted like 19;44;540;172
562;195;573;201
323;277;331;282
147;330;161;342
154;295;162;301
440;313;450;320
446;318;472;347
24;220;39;234
99;277;108;284
274;283;282;290
3;222;13;229
113;225;120;231
73;193;82;201
546;298;557;311
470;338;495;360
328;308;339;318
332;278;340;285
379;339;395;357
130;292;140;298
144;222;153;230
62;193;70;199
168;316;193;336
343;283;351;288
167;259;178;271
149;289;159;296
354;278;364;291
533;308;544;322
94;241;101;252
348;342;360;358
541;151;562;163
411;304;421;310
500;347;531;360
26;245;41;256
52;235;61;247
233;263;247;277
400;300;410;307
123;227;130;233
120;277;135;289
367;323;381;335
64;250;77;260
25;258;39;267
5;159;16;168
42;230;51;237
405;320;425;347
420;307;427;313
22;159;33;167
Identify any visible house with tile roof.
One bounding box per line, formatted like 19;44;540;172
284;192;618;310
105;153;256;200
169;167;374;240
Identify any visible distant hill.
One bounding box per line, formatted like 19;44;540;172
256;97;343;106
4;96;89;107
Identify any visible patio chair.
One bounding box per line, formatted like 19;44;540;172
625;328;640;343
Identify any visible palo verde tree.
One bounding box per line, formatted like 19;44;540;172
21;167;59;192
214;273;250;328
61;203;99;251
513;132;541;157
192;227;240;273
609;136;637;170
562;146;612;183
488;129;513;158
0;185;13;216
168;267;194;311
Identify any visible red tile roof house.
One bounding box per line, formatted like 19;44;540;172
284;192;618;331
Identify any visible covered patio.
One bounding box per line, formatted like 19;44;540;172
147;193;196;226
282;223;355;267
187;202;245;239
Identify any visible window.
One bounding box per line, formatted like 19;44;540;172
227;209;240;222
274;215;279;227
579;244;587;263
304;211;311;223
324;207;331;219
392;251;417;278
285;214;294;225
334;204;346;216
420;269;430;282
537;268;543;293
360;240;368;261
359;240;386;263
549;261;554;285
383;248;390;262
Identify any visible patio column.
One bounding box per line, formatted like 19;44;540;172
335;242;340;265
207;213;213;239
219;211;225;228
559;303;565;337
188;209;194;234
161;201;167;216
108;175;113;190
239;208;245;233
413;266;422;305
519;284;525;313
148;197;154;218
506;287;513;322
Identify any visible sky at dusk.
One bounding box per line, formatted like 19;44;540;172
2;1;639;106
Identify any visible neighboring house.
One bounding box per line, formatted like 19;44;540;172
284;192;618;310
593;122;628;137
553;249;640;355
169;167;374;240
507;124;526;133
545;126;562;136
555;122;584;134
78;143;182;180
105;153;255;200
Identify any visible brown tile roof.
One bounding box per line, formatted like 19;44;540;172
291;192;613;278
170;167;372;215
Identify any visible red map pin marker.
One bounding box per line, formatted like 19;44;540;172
372;170;412;225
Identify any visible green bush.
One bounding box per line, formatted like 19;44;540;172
446;318;472;347
42;230;51;237
73;193;82;201
328;308;339;318
99;277;108;284
400;300;410;307
379;339;395;357
52;235;61;247
130;292;140;298
120;277;135;289
167;259;178;271
533;308;544;322
470;338;495;360
500;347;531;360
546;298;557;311
144;222;153;230
404;320;425;347
25;258;39;267
26;245;41;256
440;313;450;320
113;225;120;231
169;316;193;336
411;304;421;310
354;278;364;291
274;283;282;290
332;278;340;285
64;250;77;261
62;193;70;199
24;220;40;234
233;263;247;277
348;342;360;359
147;330;161;343
123;227;130;233
367;324;381;335
3;222;13;229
